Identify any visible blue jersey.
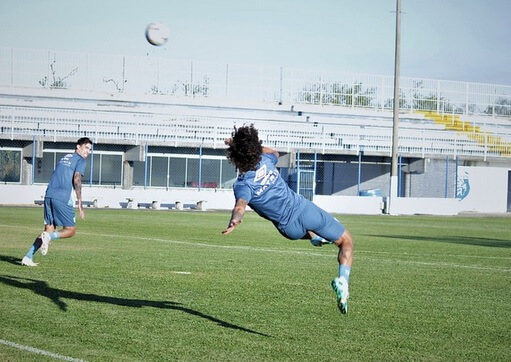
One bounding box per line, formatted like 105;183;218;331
233;153;307;227
45;152;87;203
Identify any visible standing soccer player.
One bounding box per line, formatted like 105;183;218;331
222;125;354;314
21;137;93;266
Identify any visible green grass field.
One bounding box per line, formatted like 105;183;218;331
0;206;510;361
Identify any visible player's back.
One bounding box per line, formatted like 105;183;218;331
235;154;306;226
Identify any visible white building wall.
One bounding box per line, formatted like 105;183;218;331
457;166;509;213
0;166;508;215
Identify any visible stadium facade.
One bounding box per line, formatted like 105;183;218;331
1;48;510;214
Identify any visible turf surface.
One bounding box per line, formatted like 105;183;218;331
1;207;510;361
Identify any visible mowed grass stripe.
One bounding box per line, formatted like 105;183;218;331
1;214;510;271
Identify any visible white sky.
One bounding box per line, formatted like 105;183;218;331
1;0;510;85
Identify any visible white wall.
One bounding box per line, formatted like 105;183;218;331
457;166;509;213
0;185;47;206
314;165;510;215
386;197;461;216
1;185;385;214
313;195;384;215
386;166;510;215
0;185;235;210
1;164;509;215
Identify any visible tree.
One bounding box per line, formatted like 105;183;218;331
384;89;408;109
486;97;511;117
0;150;21;182
170;75;210;97
302;81;375;107
39;61;78;89
103;77;127;93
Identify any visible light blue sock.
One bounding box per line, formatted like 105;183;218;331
339;264;351;283
50;231;60;240
310;235;333;246
25;239;41;259
311;235;324;242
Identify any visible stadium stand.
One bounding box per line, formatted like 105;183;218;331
0;47;510;214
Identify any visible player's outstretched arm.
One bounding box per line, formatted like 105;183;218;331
262;146;279;158
222;198;248;234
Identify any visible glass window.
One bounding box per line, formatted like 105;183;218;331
0;149;21;183
169;158;186;187
150;156;168;187
186;158;199;187
35;152;58;183
220;159;237;189
83;152;100;185
200;158;220;188
133;160;146;187
81;152;123;187
129;155;237;189
100;154;122;186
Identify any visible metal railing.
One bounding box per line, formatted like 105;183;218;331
1;47;510;118
1;105;507;159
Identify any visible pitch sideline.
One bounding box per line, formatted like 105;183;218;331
0;338;86;361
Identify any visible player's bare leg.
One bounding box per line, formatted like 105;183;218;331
55;226;77;239
333;229;353;267
331;229;353;314
41;226;77;255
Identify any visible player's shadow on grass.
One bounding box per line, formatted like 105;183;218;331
0;254;22;266
0;274;270;337
368;234;511;248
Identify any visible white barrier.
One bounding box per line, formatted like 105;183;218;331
313;195;384;215
1;163;509;215
0;185;235;211
386;197;461;216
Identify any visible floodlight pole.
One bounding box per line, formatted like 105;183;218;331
388;0;401;214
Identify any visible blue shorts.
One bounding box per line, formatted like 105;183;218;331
44;197;76;227
276;200;345;241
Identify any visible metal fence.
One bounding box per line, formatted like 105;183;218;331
0;139;460;199
288;152;457;199
1;105;508;160
1;47;510;117
0;140;237;191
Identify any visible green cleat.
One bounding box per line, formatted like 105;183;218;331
331;277;349;314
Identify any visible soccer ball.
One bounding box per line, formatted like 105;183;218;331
145;22;170;46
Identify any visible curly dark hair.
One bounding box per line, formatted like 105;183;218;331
226;125;262;173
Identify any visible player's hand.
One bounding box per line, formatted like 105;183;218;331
222;219;241;234
79;209;85;220
222;226;235;235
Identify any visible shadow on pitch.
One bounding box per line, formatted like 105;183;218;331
366;234;511;248
0;254;23;266
0;274;270;337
